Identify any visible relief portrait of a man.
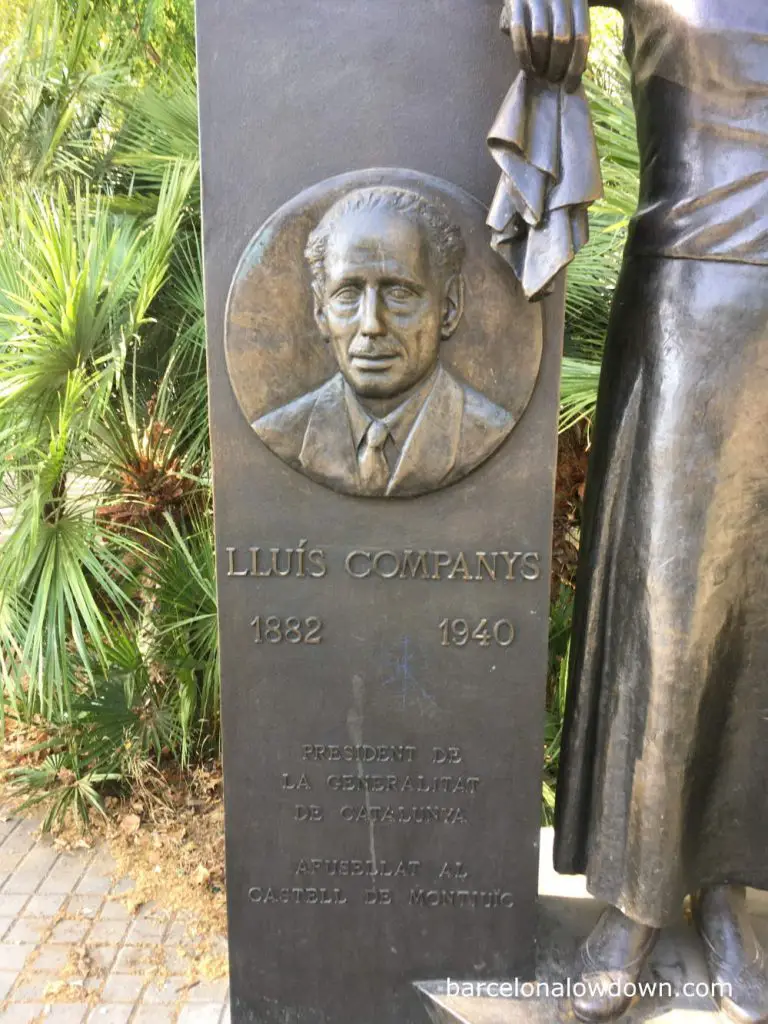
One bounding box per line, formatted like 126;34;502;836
251;186;513;497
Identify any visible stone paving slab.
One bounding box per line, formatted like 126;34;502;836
0;806;230;1024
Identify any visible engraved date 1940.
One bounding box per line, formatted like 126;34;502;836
251;615;323;644
439;618;515;648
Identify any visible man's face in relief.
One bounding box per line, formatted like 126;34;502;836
314;208;458;400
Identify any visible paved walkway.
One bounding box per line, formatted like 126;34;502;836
0;808;229;1023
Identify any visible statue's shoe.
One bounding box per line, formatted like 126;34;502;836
571;906;660;1022
693;885;768;1024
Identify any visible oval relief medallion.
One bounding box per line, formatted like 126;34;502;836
225;168;543;498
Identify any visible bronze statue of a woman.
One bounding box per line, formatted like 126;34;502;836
503;0;768;1020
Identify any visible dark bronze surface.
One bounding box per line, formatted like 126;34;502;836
570;907;659;1022
226;176;542;497
694;887;768;1024
501;0;768;1019
556;254;768;919
195;4;563;1022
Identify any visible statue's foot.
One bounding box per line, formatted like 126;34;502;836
693;885;768;1024
573;909;663;1019
571;906;660;1022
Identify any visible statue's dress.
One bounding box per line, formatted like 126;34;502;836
554;0;768;927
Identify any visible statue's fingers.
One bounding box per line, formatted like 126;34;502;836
547;0;574;83
564;0;590;91
528;0;553;77
509;0;535;74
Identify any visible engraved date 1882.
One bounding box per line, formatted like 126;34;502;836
439;618;515;648
251;615;323;644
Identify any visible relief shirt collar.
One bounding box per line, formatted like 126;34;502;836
343;365;441;453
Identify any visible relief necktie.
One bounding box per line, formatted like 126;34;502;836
358;420;390;495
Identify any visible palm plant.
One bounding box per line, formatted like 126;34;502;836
0;0;215;829
0;0;131;189
0;167;194;721
6;622;187;830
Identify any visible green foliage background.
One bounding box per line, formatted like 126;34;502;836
0;1;638;827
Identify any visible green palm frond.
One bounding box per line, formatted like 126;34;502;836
147;509;219;762
587;65;639;218
0;509;143;718
113;66;199;209
559;357;603;433
159;230;210;468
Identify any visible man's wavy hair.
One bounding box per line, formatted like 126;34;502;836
305;186;465;294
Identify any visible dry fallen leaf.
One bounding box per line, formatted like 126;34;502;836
119;813;142;836
193;864;211;887
122;894;145;916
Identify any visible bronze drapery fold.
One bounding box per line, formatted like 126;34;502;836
486;70;602;299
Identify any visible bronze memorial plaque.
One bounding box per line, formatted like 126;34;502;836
195;3;563;1022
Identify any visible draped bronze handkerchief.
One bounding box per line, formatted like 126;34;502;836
487;71;602;299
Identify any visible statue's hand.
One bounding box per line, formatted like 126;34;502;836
501;0;590;92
